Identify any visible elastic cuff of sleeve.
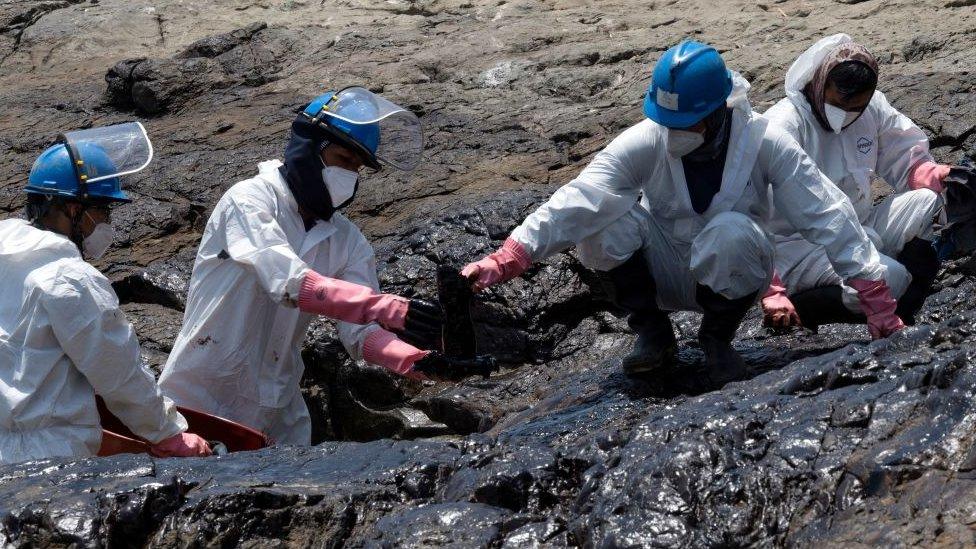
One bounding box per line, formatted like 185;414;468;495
908;160;948;193
298;270;327;309
285;268;312;307
847;277;884;291
362;329;429;378
764;272;787;299
362;328;396;362
848;278;896;316
503;237;532;270
380;296;410;332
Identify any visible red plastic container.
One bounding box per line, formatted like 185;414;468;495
96;397;269;457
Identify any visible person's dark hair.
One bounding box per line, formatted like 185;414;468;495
827;61;878;100
24;194;54;226
23;194;98;228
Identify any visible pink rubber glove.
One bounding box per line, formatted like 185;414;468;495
150;432;212;458
762;272;801;328
909;161;951;194
848;278;906;339
460;238;532;292
299;271;409;331
362;329;429;380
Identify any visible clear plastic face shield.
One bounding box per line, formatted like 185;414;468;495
61;122;154;184
314;87;424;171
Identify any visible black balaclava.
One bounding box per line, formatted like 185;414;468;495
279;114;337;224
682;107;733;214
684;106;731;163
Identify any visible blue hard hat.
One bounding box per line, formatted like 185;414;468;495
304;91;382;169
643;40;734;129
25;142;129;202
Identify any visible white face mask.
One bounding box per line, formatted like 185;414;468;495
666;129;705;158
321;165;359;209
82;213;114;260
824;103;861;134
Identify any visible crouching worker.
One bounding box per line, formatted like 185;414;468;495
0;123;211;464
461;41;903;385
160;87;463;445
762;34;953;331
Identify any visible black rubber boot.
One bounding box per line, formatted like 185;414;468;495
895;237;940;325
695;284;757;386
790;285;865;332
598;254;677;377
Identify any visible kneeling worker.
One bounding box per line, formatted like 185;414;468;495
762;34;953;331
0;123;211;464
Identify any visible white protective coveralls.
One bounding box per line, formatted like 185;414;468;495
0;218;186;464
159;160;382;445
509;73;888;312
764;33;941;309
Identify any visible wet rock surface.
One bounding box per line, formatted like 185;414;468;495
7;288;976;546
2;0;976;546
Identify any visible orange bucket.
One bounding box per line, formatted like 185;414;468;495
96;396;269;456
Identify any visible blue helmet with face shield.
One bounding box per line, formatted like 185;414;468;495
301;87;423;172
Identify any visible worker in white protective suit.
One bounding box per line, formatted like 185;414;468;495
761;34;955;331
160;87;467;445
461;41;905;385
0;123;211;464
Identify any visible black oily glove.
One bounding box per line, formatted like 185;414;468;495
412;351;499;381
948;162;976;183
944;163;976;224
395;299;444;350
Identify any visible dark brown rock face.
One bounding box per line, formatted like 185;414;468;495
2;0;976;546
